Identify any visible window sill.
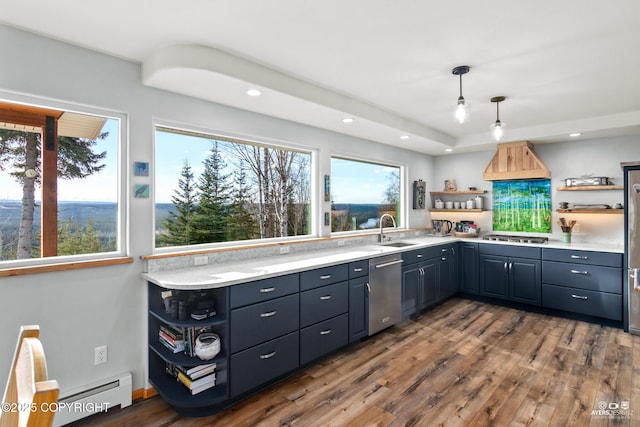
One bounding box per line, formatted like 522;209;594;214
0;257;134;278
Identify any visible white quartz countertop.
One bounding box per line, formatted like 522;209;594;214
141;236;623;290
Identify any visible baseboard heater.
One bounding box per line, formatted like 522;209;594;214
53;372;132;426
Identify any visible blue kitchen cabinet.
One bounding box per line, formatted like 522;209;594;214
541;248;622;321
459;242;479;295
348;260;369;342
401;243;458;319
479;244;541;305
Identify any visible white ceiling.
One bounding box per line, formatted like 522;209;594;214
3;0;640;155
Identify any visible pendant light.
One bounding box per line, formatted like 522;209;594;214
490;96;506;141
452;66;470;124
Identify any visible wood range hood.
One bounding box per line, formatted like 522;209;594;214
483;141;551;181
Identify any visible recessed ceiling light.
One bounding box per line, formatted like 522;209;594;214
247;89;262;97
445;148;453;152
400;135;409;140
342;117;354;123
570;132;581;137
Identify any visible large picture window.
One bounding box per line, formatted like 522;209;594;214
155;127;312;248
0;101;120;263
330;157;401;232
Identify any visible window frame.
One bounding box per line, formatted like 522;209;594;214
329;154;406;236
0;93;128;270
152;121;317;253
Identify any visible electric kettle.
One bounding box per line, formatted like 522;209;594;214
432;219;453;235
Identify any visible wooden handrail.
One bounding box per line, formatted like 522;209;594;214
0;325;59;427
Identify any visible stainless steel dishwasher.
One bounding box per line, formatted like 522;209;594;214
368;254;403;335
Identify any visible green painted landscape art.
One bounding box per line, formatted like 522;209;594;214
492;179;551;233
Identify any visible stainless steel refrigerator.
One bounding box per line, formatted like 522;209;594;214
623;161;640;334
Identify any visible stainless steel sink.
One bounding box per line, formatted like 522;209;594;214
381;241;416;247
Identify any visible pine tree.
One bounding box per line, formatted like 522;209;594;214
157;160;198;246
0;129;107;258
57;218;104;255
192;141;231;243
227;163;259;241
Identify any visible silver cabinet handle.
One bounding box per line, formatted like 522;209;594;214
571;255;588;260
452;247;456;255
353;268;363;272
260;310;277;317
509;262;513;272
320;295;332;300
504;262;508;272
570;269;589;275
260;351;276;359
571;294;588;300
417;254;423;258
320;274;332;280
442;257;446;261
442;248;448;252
366;282;370;293
260;287;276;293
320;329;332;335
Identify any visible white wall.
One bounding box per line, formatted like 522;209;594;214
433;136;640;243
0;24;434;394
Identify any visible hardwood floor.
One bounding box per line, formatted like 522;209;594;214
70;298;640;426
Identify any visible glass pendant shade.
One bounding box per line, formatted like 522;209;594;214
455;97;469;124
489;96;506;141
490;120;505;141
452;66;470;124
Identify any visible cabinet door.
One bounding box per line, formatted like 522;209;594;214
460;243;479;294
509;257;541;305
437;255;457;301
479;255;509;299
348;276;368;342
419;260;438;309
401;264;420;319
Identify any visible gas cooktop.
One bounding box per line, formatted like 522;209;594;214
482;234;549;244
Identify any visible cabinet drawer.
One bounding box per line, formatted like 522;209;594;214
230;294;299;353
480;243;541;259
403;249;428;265
300;314;348;365
230;331;299;397
230;274;299;308
542;248;622;267
300;264;349;291
300;282;348;327
542;284;622;321
349;260;369;279
542;261;622;294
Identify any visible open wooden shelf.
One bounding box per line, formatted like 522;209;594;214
430;208;484;213
556;208;623;214
430;190;487;195
556;185;623;191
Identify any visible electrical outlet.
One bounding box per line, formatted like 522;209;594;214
95;345;107;365
337;240;345;247
193;255;208;266
279;246;290;255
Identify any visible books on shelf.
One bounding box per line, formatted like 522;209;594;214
176;368;217;395
158;324;185;353
177;362;216;379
